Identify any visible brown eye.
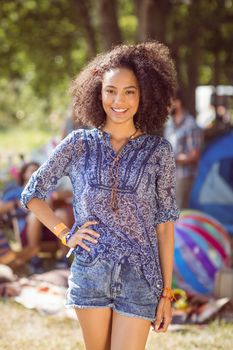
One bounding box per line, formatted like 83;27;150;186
126;90;135;95
106;89;115;94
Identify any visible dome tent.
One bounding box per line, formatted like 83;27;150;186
190;132;233;235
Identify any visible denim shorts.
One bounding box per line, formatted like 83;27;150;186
65;252;161;322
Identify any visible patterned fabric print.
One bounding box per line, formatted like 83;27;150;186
21;128;180;295
164;113;203;179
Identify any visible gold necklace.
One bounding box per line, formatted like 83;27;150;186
100;125;138;211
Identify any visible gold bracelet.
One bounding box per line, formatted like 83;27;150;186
61;231;70;246
162;287;176;301
53;223;69;239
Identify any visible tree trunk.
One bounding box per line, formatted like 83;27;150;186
98;0;122;50
184;0;202;117
135;0;171;42
186;48;199;117
71;0;97;58
212;50;220;113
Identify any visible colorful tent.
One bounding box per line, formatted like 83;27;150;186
190;132;233;235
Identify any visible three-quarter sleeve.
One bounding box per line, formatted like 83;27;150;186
155;139;180;225
21;131;76;209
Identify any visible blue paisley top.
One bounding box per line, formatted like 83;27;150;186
21;128;179;295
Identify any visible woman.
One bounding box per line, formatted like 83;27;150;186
21;41;179;350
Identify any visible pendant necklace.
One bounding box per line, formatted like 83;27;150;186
100;124;138;211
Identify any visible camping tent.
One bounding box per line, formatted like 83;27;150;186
190;131;233;235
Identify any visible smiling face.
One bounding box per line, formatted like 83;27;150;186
101;67;140;126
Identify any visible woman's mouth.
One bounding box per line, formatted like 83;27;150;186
111;108;128;113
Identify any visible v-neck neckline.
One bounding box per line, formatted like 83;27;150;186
97;128;147;156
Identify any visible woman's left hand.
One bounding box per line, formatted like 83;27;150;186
152;297;173;333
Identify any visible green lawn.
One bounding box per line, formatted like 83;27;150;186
1;300;233;350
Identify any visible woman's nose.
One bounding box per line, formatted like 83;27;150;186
114;93;125;104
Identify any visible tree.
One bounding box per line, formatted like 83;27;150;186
0;0;232;128
97;0;122;50
135;0;171;42
70;0;97;58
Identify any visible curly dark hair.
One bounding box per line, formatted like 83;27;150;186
71;41;177;134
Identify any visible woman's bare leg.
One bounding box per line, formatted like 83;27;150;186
110;311;151;350
75;308;112;350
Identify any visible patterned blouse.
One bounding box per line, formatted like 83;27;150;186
21;128;179;295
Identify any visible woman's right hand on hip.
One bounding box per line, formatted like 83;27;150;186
66;221;100;251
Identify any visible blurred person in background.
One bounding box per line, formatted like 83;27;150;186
0;162;40;270
164;90;203;209
1;162;73;273
0;162;40;239
61;104;77;139
202;94;232;145
61;108;93;139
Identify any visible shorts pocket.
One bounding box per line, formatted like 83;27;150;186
73;251;100;267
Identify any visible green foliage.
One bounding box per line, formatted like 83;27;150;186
0;0;88;93
0;128;53;155
0;0;232;132
119;15;138;43
118;0;137;43
0;77;70;131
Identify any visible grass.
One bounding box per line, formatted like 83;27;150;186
1;300;233;350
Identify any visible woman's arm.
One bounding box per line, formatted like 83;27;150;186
153;140;179;333
27;198;69;235
27;198;100;251
156;221;175;289
153;221;175;333
21;132;100;250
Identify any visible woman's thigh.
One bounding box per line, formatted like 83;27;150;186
75;307;113;350
111;311;151;350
